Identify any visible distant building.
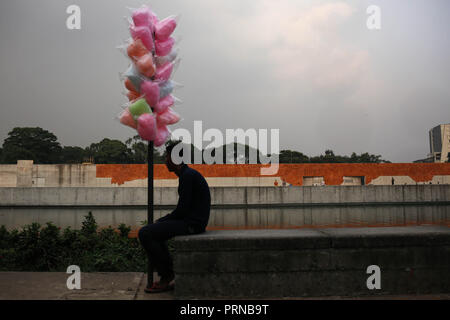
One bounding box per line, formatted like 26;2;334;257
415;124;450;163
429;124;450;163
413;156;434;163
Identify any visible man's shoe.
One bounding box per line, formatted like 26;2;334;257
144;281;174;293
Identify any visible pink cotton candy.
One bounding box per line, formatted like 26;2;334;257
130;25;154;51
140;80;160;107
155;37;175;57
132;7;157;32
150;11;159;27
119;108;138;129
154;123;170;147
137;113;157;141
157;107;180;125
155;48;178;67
155;17;177;41
155;62;174;82
153;95;174;113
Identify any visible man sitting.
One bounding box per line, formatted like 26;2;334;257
138;141;211;293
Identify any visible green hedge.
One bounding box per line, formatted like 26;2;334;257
0;212;173;272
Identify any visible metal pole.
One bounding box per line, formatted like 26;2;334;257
147;141;154;288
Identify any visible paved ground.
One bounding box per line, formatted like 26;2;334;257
0;272;174;300
0;272;448;300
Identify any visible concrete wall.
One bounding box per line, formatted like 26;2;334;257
173;226;450;298
0;186;449;232
0;165;17;187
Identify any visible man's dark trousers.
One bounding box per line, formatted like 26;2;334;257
138;219;203;279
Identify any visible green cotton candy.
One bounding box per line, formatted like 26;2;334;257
129;98;151;119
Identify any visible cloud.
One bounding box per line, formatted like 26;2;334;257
216;1;369;92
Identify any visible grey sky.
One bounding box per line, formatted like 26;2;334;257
0;0;449;162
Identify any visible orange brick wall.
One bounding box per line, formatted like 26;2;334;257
96;163;450;186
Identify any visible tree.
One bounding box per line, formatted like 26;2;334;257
1;127;62;164
349;152;390;163
308;150;390;163
61;146;86;164
85;138;131;164
125;135;147;163
125;135;164;164
280;150;309;163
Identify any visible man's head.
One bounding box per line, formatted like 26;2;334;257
165;141;184;174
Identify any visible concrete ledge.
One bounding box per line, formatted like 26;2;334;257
173;226;450;298
321;225;450;248
174;229;330;251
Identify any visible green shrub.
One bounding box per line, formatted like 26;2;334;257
0;213;174;272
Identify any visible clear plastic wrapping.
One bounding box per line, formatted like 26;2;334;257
140;80;160;107
155;59;180;82
126;38;149;61
155;48;179;67
128;98;152;119
130;25;154;52
135;53;156;78
155;15;179;41
137;113;157;141
122;64;143;93
131;5;158;32
157;107;180;125
119;108;138;129
118;7;182;143
153;94;174;113
155;37;175;57
153;123;170;147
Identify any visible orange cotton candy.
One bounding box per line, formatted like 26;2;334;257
124;78;137;92
127;39;149;61
136;53;156;78
127;90;141;101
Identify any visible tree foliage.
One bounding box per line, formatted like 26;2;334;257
0;127;392;164
2;127;62;164
61;146;86;164
85;138;131;164
280;150;310;163
278;149;390;163
125;135;165;164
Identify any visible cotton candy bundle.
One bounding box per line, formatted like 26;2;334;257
118;5;182;144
